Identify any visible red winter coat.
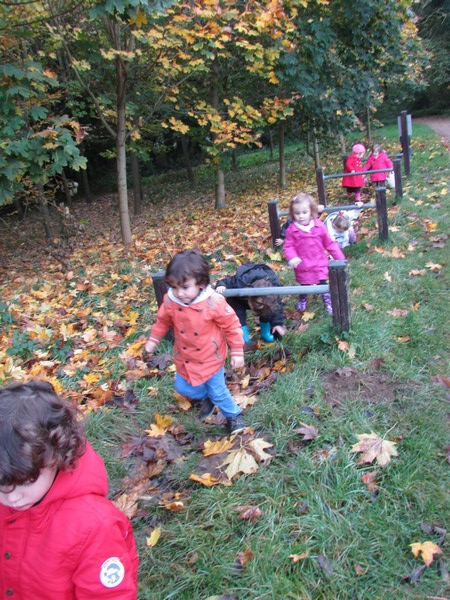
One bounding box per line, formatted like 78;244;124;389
0;443;138;600
364;151;393;182
147;286;244;386
283;219;345;284
342;154;365;188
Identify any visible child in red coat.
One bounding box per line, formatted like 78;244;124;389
364;143;393;187
283;193;345;315
342;143;366;205
145;249;246;434
0;380;139;600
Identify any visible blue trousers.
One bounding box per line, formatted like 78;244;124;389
175;367;241;418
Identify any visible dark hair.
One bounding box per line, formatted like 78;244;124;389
165;249;210;288
247;279;278;316
288;193;319;220
0;380;85;489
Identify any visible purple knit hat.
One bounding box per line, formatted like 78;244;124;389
352;143;366;154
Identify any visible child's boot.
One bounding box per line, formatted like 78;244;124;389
322;293;333;315
297;295;307;312
241;325;252;343
260;321;274;343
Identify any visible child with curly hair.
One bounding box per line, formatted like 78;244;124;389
0;380;138;599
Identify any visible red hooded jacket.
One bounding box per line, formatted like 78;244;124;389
364;151;393;182
0;443;138;599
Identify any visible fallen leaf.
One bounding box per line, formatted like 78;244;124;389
361;471;379;494
203;437;235;456
236;548;254;566
351;431;398;467
113;492;140;519
296;422;318;441
410;541;443;567
383;272;392;282
146;526;161;547
302;311;315;322
354;564;367;575
189;473;221;487
289;552;309;562
221;448;259;480
235;505;263;524
386;308;410;317
396;335;411;343
246;438;273;461
425;262;442;272
432;375;450;388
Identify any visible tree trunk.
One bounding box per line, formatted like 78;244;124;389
269;129;274;160
115;53;132;247
215;165;226;209
180;134;195;186
37;183;53;241
81;167;92;204
278;121;287;188
313;128;320;169
231;149;238;171
60;169;72;207
130;150;142;216
366;104;372;144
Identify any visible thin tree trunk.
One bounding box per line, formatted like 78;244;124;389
130;150;142;216
231;149;237;171
180;134;195;186
81;167;92;204
269;129;274;160
60;169;72;207
366;104;372;144
115;50;132;247
37;183;53;241
215;164;226;209
313;128;320;169
278;121;287;188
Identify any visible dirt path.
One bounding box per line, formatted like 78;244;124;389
413;115;450;145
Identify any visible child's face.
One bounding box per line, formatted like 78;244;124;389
292;201;312;225
0;467;57;511
171;277;203;304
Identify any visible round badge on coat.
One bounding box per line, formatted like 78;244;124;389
100;557;125;588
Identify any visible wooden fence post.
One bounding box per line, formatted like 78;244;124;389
393;158;403;200
268;200;281;246
400;110;411;176
329;260;351;332
152;271;173;341
316;167;327;207
375;186;389;241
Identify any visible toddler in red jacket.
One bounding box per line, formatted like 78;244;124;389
0;380;139;599
145;249;246;435
342;143;366;205
364;143;393;187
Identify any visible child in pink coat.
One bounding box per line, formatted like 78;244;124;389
364;143;393;187
342;143;366;205
283;193;345;315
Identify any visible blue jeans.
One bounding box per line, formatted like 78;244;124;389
175;367;241;418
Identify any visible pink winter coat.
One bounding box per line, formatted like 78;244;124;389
342;154;365;188
364;151;393;182
147;286;244;386
0;443;139;600
283;219;345;284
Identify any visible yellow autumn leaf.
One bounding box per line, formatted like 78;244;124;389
246;438;273;461
189;473;221;487
221;448;259;480
289;553;309;562
302;311;315;322
144;413;172;437
351;431;398;467
83;372;100;384
146;526;161;547
396;335;411;343
410;541;443;567
203;437;235;456
125;340;146;357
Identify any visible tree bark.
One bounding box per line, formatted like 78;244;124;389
60;169;72;207
278;121;286;188
210;56;226;209
81;167;92;204
313;128;320;169
215;165;226;209
37;183;53;241
180;134;195;186
130;150;142;215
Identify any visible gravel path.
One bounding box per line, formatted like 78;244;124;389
413;115;450;145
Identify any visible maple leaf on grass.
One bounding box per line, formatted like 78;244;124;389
189;473;222;487
351;431;398;467
202;437;235;456
221;448;259;480
235;505;263;524
296;422;318;441
410;541;443;567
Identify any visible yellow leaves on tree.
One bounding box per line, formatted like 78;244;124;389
351;431;398;467
410;541;443;567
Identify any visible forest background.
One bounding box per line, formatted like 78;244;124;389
0;0;449;599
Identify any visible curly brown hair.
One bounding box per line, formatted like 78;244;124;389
0;380;86;489
165;249;210;288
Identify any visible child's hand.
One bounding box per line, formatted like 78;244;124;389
145;340;157;354
231;355;245;370
317;204;325;213
274;238;284;247
216;286;226;294
272;325;286;337
355;201;364;208
291;257;302;268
